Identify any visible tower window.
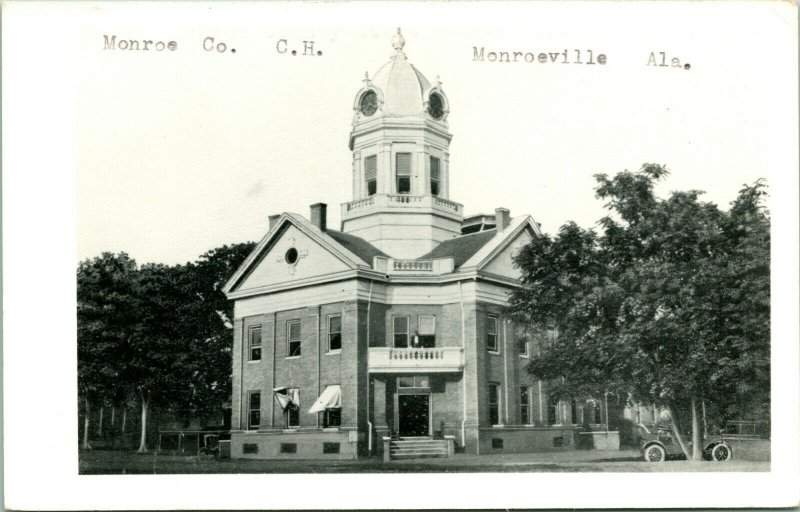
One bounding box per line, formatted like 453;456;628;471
430;157;440;196
395;153;411;194
365;155;377;196
287;319;301;357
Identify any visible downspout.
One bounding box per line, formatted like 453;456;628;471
366;280;374;452
459;280;467;448
502;317;510;424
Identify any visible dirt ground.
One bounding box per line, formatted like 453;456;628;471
79;447;770;474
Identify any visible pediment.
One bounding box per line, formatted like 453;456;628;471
229;221;354;294
480;226;535;279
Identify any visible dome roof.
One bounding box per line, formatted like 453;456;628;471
365;29;435;118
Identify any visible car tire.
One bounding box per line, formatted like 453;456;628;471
644;444;666;462
710;443;732;461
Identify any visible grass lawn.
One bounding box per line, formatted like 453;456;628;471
79;448;770;474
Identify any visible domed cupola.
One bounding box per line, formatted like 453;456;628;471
352;28;450;124
342;29;462;259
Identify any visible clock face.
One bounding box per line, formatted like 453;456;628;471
360;91;378;117
428;93;444;120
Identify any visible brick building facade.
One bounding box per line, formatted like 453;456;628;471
222;30;614;460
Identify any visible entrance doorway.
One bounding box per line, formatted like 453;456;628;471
398;394;430;437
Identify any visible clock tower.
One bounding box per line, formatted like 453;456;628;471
341;29;464;259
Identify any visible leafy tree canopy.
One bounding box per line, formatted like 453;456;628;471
508;165;769;455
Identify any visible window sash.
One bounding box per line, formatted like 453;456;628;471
288;320;301;357
328;315;342;351
486;316;498;351
249;326;262;361
418;315;435;335
488;384;500;425
517;337;528;357
283;388;300;428
520;386;531;424
393;316;409;348
248;391;261;429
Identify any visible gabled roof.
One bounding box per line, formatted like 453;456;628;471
418;229;497;269
326;230;389;263
222;213;378;295
459;215;542;270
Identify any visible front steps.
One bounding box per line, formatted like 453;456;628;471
389;438;449;460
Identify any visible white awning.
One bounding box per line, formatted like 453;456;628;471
308;385;341;414
273;387;299;411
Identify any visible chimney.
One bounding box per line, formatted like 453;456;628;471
310;203;327;231
268;214;281;230
495;207;510;232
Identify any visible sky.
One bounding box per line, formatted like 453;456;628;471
74;2;783;266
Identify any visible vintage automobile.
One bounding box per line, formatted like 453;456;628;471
637;423;732;462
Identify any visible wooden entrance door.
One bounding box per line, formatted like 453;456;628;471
398;394;430;437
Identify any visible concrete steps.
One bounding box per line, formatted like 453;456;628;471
390;438;449;460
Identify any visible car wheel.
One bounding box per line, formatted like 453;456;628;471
711;443;732;461
644;444;666;462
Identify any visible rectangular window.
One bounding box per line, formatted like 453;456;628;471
488;383;500;425
243;443;258;454
492;438;504;449
570;400;579;425
397;375;430;388
393;316;409;348
287;319;301;357
323;442;341;454
248;325;262;361
248;391;261;430
288;388;300;427
546;324;558;343
280;443;297;454
517;337;528;357
324;408;341;428
417;315;436;348
520;386;531;424
365;155;377;196
430;156;440;196
328;315;342;352
486;316;498;352
547;396;559;426
395;153;411;194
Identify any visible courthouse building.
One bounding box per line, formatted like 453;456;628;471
222;30;616;460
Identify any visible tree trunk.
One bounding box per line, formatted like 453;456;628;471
121;408;127;433
98;407;104;437
666;405;691;458
81;399;92;450
111;406;116;427
137;391;149;454
690;395;702;461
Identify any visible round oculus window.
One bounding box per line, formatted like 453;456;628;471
360;91;378;117
285;248;299;265
427;93;444;120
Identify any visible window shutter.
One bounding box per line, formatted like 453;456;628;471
430;157;440;180
365;155;377;180
396;153;411;176
418;315;435;335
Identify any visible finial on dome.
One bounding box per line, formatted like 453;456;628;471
392;27;406;52
363;71;370;84
435;75;442;87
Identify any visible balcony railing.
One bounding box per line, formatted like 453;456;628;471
372;256;454;275
342;194;463;219
368;347;464;373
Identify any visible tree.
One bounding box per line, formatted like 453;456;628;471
509;164;770;460
77;252;139;449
